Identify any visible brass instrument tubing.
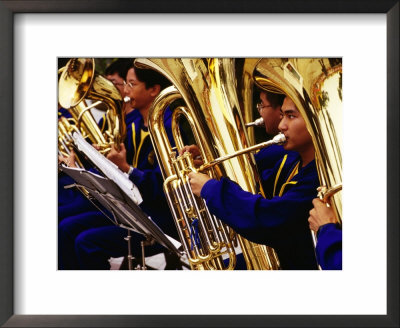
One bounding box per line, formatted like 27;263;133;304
321;184;342;203
182;153;230;250
171;106;209;164
202;199;224;246
179;154;222;253
170;109;186;151
265;248;274;269
171;153;215;258
181;189;212;261
164;177;196;261
312;184;343;249
200;197;224;247
199;135;285;172
185;179;220;254
206;207;227;245
76;100;102;125
173;179;209;262
59;139;71;155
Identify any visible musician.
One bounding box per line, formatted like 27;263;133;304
308;198;342;270
58;118;98;221
59;64;179;269
182;90;291;172
179;90;295;269
58;59;132;267
188;96;319;270
58;61;79;211
104;58;132;114
57;59;131;221
253;91;295;185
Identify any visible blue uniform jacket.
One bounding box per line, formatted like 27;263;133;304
316;223;342;270
201;154;319;270
255;144;295;193
58;107;72;119
116;108;178;239
254;144;288;173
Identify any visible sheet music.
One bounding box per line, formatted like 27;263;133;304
72;131;143;205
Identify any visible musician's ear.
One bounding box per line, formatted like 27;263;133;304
149;84;161;97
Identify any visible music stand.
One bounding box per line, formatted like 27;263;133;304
59;165;184;269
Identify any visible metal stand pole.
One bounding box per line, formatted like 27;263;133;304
140;240;147;270
139;236;156;270
124;230;133;270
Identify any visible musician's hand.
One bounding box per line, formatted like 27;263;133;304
180;144;203;167
58;150;77;168
308;198;337;232
92;144;100;151
68;151;78;168
58;155;65;165
107;143;130;173
188;172;211;197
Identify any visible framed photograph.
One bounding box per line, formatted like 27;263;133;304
1;1;398;327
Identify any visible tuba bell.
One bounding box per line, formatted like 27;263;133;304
254;58;343;241
58;58;125;154
135;58;283;270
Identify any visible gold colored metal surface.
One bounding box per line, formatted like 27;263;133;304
58;58;125;152
199;133;285;171
255;58;342;227
67;100;108;149
136;58;282;270
58;116;84;168
235;58;261;145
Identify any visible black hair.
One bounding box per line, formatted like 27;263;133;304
105;58;132;79
58;57;71;70
262;91;286;109
127;62;171;91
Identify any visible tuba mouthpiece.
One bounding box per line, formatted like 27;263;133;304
245;117;264;128
272;133;286;145
124;96;131;103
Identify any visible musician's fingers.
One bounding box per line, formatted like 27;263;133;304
180;145;201;157
312;198;323;207
308;216;317;232
193;159;204;168
179;145;190;155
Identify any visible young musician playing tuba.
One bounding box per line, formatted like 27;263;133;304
188;96;319;270
58;64;180;270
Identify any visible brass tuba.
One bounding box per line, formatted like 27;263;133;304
58;58;125;153
58;116;84;168
135;58;283;270
254;58;343;240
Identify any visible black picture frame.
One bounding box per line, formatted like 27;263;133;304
0;1;398;327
